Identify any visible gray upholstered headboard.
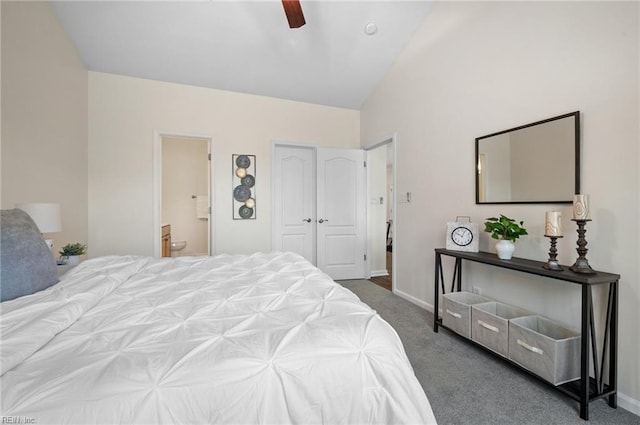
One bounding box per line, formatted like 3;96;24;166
1;209;59;302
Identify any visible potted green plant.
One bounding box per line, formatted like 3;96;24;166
59;243;87;266
484;215;528;259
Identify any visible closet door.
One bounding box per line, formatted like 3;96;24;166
316;148;366;280
272;145;366;280
273;145;315;263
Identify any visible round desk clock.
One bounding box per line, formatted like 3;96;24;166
446;217;479;252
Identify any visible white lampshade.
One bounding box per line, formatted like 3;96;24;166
16;203;62;233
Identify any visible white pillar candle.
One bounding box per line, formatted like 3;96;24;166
545;211;562;236
573;194;590;220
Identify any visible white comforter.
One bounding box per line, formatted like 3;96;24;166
1;252;436;424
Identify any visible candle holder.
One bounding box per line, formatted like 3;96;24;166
543;235;563;271
569;219;596;274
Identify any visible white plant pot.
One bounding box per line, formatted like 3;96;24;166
66;255;81;266
496;239;515;260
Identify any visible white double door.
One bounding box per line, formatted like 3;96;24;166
273;145;366;280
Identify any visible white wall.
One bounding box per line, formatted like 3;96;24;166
361;1;639;413
88;72;359;257
1;1;88;254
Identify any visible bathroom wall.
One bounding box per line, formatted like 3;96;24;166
162;137;209;256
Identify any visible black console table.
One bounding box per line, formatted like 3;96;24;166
433;249;619;421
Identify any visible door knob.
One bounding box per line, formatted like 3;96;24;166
302;218;312;223
318;218;328;223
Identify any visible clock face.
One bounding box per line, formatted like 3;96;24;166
451;226;473;246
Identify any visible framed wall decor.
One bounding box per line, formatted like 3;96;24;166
232;154;256;220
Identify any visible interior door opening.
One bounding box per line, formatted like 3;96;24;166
365;138;395;292
154;132;214;258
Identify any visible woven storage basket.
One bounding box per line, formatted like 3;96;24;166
508;315;580;385
442;291;491;339
471;301;530;357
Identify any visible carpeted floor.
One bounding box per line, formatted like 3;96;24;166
339;279;639;425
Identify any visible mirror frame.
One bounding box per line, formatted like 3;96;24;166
475;111;580;204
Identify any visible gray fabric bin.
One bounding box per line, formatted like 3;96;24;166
471;302;530;357
442;291;491;338
508;315;581;385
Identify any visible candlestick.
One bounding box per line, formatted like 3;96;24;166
545;211;562;237
569;219;596;274
543;235;563;271
573;194;590;220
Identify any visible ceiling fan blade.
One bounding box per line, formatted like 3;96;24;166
281;0;306;29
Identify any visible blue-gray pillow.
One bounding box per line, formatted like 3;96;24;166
1;209;59;302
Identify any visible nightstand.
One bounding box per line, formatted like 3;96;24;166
57;263;75;277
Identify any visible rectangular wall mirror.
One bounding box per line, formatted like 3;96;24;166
475;111;580;204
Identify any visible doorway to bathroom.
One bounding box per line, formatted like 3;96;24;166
154;133;213;257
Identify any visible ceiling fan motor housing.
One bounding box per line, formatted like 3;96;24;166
282;0;306;29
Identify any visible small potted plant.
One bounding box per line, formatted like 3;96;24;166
59;243;87;266
484;215;528;259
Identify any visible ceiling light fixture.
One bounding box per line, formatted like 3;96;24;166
364;22;378;36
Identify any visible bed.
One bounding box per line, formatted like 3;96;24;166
1;210;436;424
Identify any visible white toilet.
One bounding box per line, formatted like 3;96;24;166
170;241;187;257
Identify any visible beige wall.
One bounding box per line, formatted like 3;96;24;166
88;72;359;257
1;1;88;255
361;1;639;413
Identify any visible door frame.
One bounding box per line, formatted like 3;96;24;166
364;134;397;290
153;130;215;257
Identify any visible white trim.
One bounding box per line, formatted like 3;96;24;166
271;139;319;150
153;130;215;258
363;133;397;288
363;135;395;152
370;269;389;278
618;392;640;417
153;131;162;258
394;288;433;312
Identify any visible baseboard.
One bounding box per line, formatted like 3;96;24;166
393;288;433;312
370;269;389;278
618;392;640;418
393;289;640;419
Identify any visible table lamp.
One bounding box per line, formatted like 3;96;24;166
16;203;62;251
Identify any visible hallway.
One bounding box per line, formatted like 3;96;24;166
369;251;392;291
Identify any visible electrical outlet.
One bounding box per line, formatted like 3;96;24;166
472;286;481;295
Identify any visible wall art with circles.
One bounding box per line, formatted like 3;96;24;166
232;154;256;220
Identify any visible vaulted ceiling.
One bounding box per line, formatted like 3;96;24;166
52;1;434;109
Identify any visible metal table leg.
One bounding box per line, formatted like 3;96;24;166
580;284;590;420
608;280;618;408
434;253;441;332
